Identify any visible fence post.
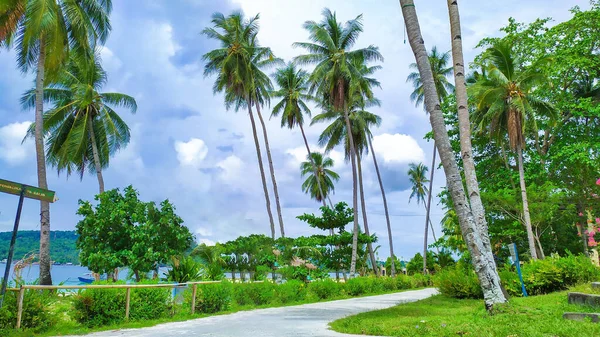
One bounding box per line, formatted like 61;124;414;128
16;286;25;329
191;284;197;315
125;287;131;320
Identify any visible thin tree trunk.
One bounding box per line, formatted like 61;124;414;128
356;153;379;276
534;227;545;259
424;204;441;255
423;145;436;274
255;102;285;238
447;0;498;280
343;103;360;278
35;41;52;286
517;144;538;260
87;113;105;194
368;137;396;276
246;98;276;239
299;123;327;209
400;0;506;309
500;141;517;191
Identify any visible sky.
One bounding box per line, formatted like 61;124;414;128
0;0;587;261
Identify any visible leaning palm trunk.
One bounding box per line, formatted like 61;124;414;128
517;144;538;259
356;153;379;276
400;0;506;309
255;103;285;238
367;137;396;276
299;123;327;209
446;0;497;269
423;145;436;274
343;104;360;278
88;113;105;194
35;43;52;286
246;98;276;239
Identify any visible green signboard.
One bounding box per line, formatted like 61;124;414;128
0;178;57;203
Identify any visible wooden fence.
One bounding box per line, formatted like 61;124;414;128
6;280;225;329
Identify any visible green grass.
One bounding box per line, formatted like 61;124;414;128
330;286;600;337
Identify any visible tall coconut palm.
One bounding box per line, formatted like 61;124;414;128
300;152;339;204
312;98;381;275
22;50;137;194
271;62;328;209
202;12;279;239
400;0;507;308
294;10;383;276
446;0;496;269
406;46;453;272
0;0;112;285
407;162;433;273
469;41;556;260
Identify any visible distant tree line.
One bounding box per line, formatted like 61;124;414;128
0;231;79;265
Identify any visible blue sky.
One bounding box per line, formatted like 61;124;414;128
0;0;585;261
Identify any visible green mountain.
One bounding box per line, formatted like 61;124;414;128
0;231;79;264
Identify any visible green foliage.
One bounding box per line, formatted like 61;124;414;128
233;282;276;306
307;279;344;300
346;277;369;296
164;256;203;283
0;230;79;264
275;280;307;303
434;266;483;299
76;186;194;279
73;283;126;327
297;202;354;232
128;282;172;321
0;289;56;332
190;281;232;314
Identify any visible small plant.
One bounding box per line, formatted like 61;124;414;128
233;282;276;306
0;287;56;332
307;279;343;299
275;280;307;303
164;255;203;283
189;281;232;314
434;266;483;299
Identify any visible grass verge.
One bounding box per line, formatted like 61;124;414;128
330;286;600;337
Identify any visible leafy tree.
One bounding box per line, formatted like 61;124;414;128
0;0;112;286
294;8;383;276
23;49;137;193
76;186;194;281
300;152;339;205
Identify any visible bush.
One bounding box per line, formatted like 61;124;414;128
129;282;171;321
410;273;432;288
434;266;483;299
275;280;307;304
164;256;203;283
0;288;56;332
394;274;414;289
379;276;398;292
233;282;276;306
346;277;369;296
307;279;343;299
191;281;232;313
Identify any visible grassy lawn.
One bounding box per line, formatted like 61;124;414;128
330;285;600;337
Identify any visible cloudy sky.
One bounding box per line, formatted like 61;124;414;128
0;0;586;261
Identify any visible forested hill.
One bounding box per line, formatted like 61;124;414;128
0;231;79;264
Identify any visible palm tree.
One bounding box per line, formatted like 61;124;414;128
271;62;329;209
406;46;453;273
300;152;339;204
294;9;383;276
312;98;381;275
408;162;434;273
202;12;279;239
23;50;136;194
469;41;556;260
400;0;507;308
0;0;112;286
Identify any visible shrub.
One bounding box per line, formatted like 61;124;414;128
394;274;414;289
379;277;398;292
73;282;126;327
307;279;343;299
129;282;172;321
410;273;432;288
275;280;307;304
434;266;483;299
0;288;56;332
346;277;368;296
233;282;276;306
191;281;232;314
164;256;203;283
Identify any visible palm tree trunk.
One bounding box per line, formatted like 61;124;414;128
534;227;545;259
447;0;499;279
87;113;105;194
299;123;327;209
356;153;379;275
423;204;440;255
246;98;276;239
423;145;436;274
400;0;506;309
517;144;538;260
255;102;285;238
342;103;360;278
35;41;52;286
368;137;396;276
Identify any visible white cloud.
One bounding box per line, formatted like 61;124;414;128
198;238;216;246
175;138;208;168
99;46;122;72
285;146;345;169
372;133;425;165
216;155;244;182
196;227;213;237
0;121;32;165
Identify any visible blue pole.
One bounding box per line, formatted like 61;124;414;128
513;243;528;297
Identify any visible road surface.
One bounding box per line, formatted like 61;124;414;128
61;288;438;337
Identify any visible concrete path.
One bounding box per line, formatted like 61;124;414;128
62;288;438;337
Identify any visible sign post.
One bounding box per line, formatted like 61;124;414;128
0;179;57;308
509;242;528;297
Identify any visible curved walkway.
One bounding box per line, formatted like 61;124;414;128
62;288;438;337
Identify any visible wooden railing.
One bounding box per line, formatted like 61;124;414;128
7;280;227;329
